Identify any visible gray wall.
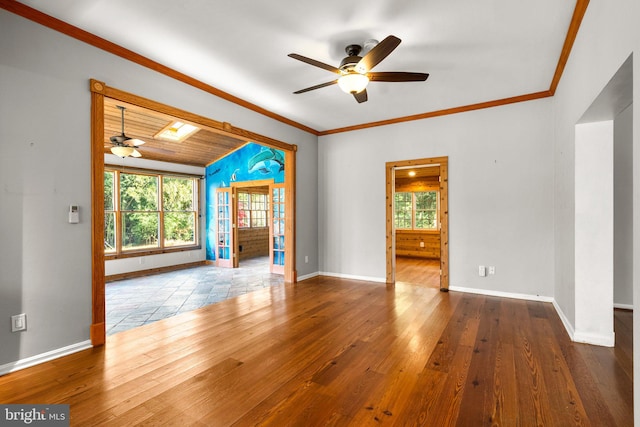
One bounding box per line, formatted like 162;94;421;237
549;0;638;419
319;98;555;297
614;104;633;307
0;9;318;366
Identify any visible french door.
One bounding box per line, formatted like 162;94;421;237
215;188;236;267
270;184;285;274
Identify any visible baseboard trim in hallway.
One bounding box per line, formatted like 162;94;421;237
0;340;92;376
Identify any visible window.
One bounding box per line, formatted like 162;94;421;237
251;193;268;227
154;121;200;142
237;192;251;228
394;191;438;230
104;169;199;256
237;190;268;228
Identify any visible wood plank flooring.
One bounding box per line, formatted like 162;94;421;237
395;256;441;287
0;276;632;426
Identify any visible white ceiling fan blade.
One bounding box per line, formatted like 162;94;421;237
128;138;145;146
131;148;142;158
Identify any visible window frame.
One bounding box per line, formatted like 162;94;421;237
237;189;269;229
394;190;439;231
104;167;201;260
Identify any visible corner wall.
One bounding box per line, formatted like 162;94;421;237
550;0;638;420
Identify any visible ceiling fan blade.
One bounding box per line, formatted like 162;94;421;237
288;53;341;74
129;138;145;146
131;148;142;158
356;35;401;73
368;72;429;82
353;89;368;104
293;80;338;94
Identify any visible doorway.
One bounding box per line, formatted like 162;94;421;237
385;156;449;290
90;79;297;346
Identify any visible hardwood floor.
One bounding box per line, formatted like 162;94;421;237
395;256;441;287
0;277;632;426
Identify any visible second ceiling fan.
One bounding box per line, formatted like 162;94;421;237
289;35;429;103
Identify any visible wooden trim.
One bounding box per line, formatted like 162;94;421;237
90;81;106;346
320;91;552;135
92;83;296;153
105;261;207;282
105;245;202;261
231;179;274;188
285;150;297;283
0;1;319;136
386;157;449;290
91;80;298;346
549;0;590;95
385;165;395;284
439;160;449;291
2;2;589;136
104;164;204;179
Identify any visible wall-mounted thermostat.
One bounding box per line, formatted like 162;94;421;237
69;205;79;224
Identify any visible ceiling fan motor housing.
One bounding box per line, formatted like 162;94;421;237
340;44;363;73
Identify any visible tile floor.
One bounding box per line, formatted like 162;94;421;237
106;256;283;335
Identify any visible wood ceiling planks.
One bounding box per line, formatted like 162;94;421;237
104;98;248;167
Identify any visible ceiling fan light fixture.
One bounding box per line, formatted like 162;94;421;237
337;73;369;94
111;145;135;158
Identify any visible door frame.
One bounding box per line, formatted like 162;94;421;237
231;179;274;269
385;156;449;290
90;79;297;346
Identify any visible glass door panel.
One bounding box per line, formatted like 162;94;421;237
216;188;234;267
270;184;285;274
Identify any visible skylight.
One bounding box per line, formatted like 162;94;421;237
154;121;199;142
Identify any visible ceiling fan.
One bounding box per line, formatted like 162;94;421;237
289;35;429;103
109;105;145;158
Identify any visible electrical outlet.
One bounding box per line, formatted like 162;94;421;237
305;255;309;263
11;313;27;332
478;265;486;277
419;241;425;248
489;266;496;275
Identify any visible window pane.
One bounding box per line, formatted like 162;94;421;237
120;173;158;211
415;210;437;229
104;171;115;211
163;176;194;211
122;212;159;250
415;191;437;229
237;192;250;210
251;210;266;228
238;209;250;228
394;192;412;229
164;212;195;247
415;192;437;210
104;212;116;253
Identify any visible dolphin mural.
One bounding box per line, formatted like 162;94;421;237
248;147;284;175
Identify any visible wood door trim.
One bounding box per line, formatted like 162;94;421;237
385;157;449;290
91;79;297;346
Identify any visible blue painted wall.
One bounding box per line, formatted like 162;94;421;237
205;142;285;260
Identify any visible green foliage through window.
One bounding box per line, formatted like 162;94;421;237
104;169;198;254
394;191;438;230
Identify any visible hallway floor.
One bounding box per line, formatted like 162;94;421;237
106;257;283;335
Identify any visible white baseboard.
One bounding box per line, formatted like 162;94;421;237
297;271;320;282
552;299;576;340
318;271;386;283
614;303;633;310
448;286;554;303
0;340;92;376
573;331;615;347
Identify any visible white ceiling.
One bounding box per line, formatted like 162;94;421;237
18;0;578;132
